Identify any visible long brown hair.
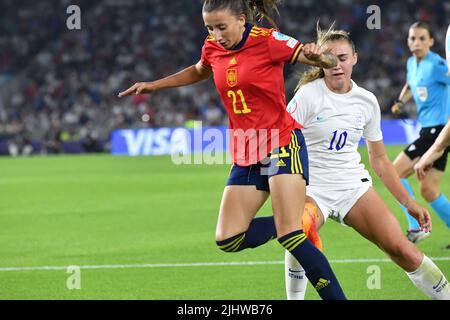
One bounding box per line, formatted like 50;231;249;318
202;0;281;28
296;24;356;91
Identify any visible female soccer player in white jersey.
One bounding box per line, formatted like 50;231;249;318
284;28;450;300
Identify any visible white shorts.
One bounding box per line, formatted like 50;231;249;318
306;183;372;226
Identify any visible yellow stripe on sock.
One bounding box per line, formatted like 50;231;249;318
281;234;305;248
281;234;302;247
228;234;246;252
286;235;307;252
219;234;245;251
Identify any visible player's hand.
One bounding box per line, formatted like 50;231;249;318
391;102;403;115
118;82;156;97
303;43;323;62
414;149;445;181
414;161;434;181
405;200;432;233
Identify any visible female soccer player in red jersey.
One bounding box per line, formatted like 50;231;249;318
119;0;346;299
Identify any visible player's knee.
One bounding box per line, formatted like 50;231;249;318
395;169;406;179
393;162;409;178
397;168;411;179
216;232;246;253
419;184;440;202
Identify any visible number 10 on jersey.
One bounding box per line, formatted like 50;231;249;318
227;89;251;114
328;130;348;151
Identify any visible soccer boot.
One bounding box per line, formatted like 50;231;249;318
406;229;430;244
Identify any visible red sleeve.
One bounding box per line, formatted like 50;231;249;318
201;40;212;69
267;30;304;65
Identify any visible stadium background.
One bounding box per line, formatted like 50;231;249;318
0;0;449;300
0;0;449;155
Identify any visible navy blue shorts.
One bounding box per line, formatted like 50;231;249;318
226;129;309;192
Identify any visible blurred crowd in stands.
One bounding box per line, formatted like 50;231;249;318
0;0;449;155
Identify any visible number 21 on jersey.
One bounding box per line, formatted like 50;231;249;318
227;89;251;114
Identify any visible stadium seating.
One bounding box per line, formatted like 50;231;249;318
0;0;448;155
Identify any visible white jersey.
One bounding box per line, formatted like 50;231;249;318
287;78;383;189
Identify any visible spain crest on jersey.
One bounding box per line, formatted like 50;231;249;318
227;69;238;87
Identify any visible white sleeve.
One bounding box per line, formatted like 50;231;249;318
286;87;315;127
363;94;383;142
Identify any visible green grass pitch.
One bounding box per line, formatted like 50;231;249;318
0;145;448;300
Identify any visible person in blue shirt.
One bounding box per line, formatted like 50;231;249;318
391;21;450;244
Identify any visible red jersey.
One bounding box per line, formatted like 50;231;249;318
201;24;304;166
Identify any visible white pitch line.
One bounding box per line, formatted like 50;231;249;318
1;257;449;272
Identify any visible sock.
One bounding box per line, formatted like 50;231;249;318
285;250;307;300
429;194;450;228
216;216;276;252
400;179;420;230
278;230;346;300
406;255;450;300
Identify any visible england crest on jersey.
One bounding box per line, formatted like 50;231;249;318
417;86;428;102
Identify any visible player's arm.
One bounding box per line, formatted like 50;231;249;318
296;43;338;69
366;140;432;232
391;83;413;115
118;62;212;97
414;120;450;180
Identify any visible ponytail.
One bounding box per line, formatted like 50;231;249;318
295;23;355;91
247;0;281;28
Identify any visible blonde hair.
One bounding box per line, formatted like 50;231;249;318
295;24;355;91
